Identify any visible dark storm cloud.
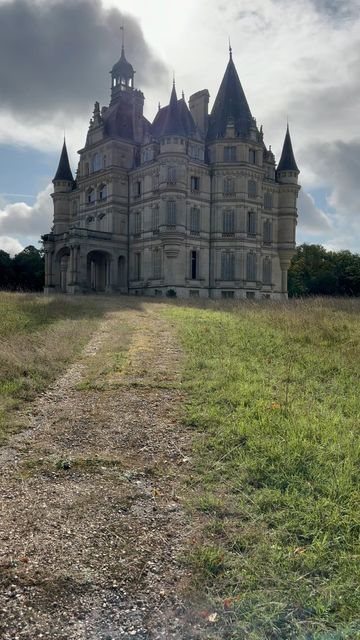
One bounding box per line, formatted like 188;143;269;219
0;0;167;117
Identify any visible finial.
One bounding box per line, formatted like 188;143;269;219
120;24;125;53
158;101;161;111
229;37;232;59
182;90;185;100
172;70;175;87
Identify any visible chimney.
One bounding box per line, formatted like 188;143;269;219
189;89;209;135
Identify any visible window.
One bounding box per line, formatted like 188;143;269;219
248;180;257;198
249;149;257;164
152;173;159;191
134;212;141;235
167;166;176;184
152;206;159;233
190;207;200;234
99;184;107;201
222;291;234;299
166;201;176;227
263;257;272;285
189;290;200;297
152;249;162;279
191;176;200;191
263;219;272;243
134;252;142;280
247;211;257;235
103;155;107;168
264;192;273;210
72;201;78;216
246;291;256;300
221;252;235;280
246;252;257;281
223;177;235;195
223;209;235;235
143;148;153;163
134;181;141;197
87;188;95;205
191;250;198;280
92;153;102;172
224;146;236;162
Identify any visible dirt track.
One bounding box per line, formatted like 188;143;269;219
0;304;201;640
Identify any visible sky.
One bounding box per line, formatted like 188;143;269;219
0;0;359;255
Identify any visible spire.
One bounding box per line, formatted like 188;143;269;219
207;54;253;140
277;124;299;172
53;139;74;182
161;81;188;136
229;37;232;60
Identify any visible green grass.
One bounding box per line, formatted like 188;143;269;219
164;298;360;639
0;292;132;444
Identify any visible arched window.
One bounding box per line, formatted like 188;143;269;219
263;257;272;285
152;249;162;279
246;252;257;281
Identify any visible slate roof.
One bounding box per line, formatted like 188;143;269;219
151;86;197;138
207;53;253;140
53;140;74;182
277;125;299;172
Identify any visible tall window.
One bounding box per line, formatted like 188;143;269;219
248;180;257;198
221;252;235;280
249;149;257;164
153;249;161;279
223;209;235;235
166;200;176;226
133;181;141;197
264;192;273;210
152;206;159;233
152;173;159;191
92;153;102;172
87;188;95;205
224;146;236;162
191;250;198;280
134;212;141;235
99;184;107;201
263;257;272;285
191;175;200;191
190;207;200;234
223;177;235;195
167;166;176;184
247;211;257;235
134;252;142;280
263;219;272;243
246;252;257;281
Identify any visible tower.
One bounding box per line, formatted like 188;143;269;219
51;139;74;235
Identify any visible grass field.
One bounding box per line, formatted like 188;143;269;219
0;292;126;444
164;298;360;639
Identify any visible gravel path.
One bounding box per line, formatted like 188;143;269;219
0;304;200;640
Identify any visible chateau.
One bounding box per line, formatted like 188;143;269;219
43;43;300;299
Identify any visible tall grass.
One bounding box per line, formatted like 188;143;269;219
164;298;360;639
0;293;123;443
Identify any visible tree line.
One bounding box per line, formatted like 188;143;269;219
0;243;360;296
0;246;44;291
289;244;360;297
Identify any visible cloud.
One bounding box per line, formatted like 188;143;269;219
0;0;167;119
0;236;24;256
297;189;332;234
0;184;53;237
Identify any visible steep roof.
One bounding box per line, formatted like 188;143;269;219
207;53;253;140
151;87;197;138
53;140;74;182
111;45;134;78
277;125;299;172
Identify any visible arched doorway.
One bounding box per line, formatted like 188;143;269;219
87;251;112;292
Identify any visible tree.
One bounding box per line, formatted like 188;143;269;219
289;244;360;297
0;250;14;289
12;246;44;291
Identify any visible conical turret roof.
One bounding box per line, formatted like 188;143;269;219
277;125;299;172
53;140;74;182
207;52;253;140
161;82;188;137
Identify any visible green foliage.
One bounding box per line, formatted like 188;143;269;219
289;244;360;297
0;245;44;291
164;299;360;638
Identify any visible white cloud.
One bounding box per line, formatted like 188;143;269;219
0;184;53;237
0;236;24;256
297;189;332;234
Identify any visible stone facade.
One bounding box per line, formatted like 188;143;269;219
43;45;300;299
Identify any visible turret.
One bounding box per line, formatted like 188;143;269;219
277;125;301;296
51;139;74;234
